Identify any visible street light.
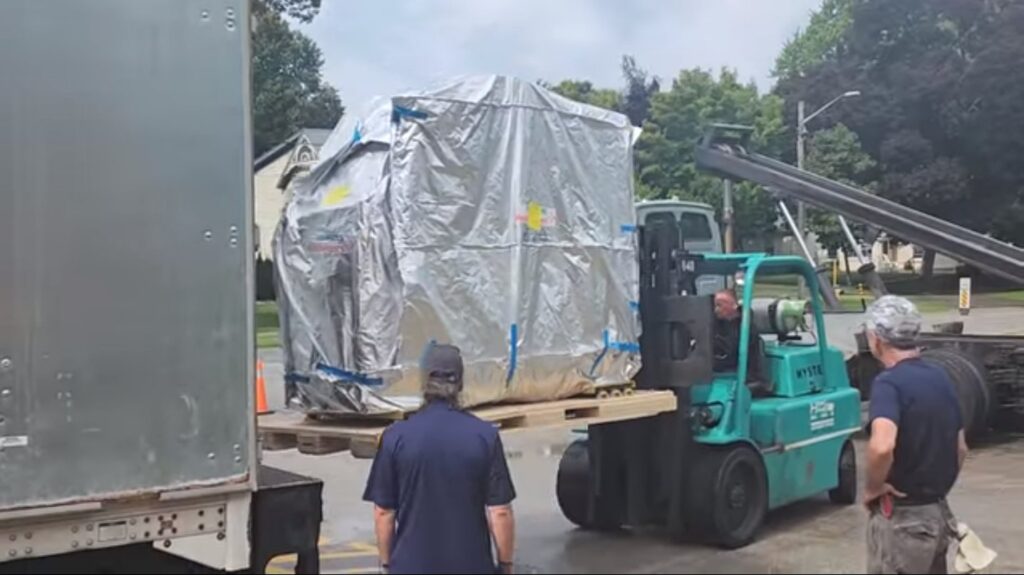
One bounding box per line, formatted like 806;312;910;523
794;90;861;294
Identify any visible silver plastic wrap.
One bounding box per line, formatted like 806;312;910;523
274;76;640;414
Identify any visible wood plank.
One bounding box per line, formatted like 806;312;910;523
258;390;677;458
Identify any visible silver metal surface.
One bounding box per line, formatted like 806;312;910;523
779;200;816;263
0;498;231;564
0;0;254;510
838;215;869;265
275;77;641;414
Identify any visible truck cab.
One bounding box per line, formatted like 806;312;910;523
636;200;724;294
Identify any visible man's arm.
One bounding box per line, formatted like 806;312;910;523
865;417;898;498
958;429;969;470
864;379;905;506
487;505;515;574
363;431;399;571
487;435;517;573
373;505;396;569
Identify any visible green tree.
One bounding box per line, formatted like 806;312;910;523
251;2;342;156
546;80;622;111
775;0;1024;246
620;55;660;127
803;124;877;251
636;69;784;247
773;0;854;83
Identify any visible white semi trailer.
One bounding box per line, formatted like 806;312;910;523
0;1;322;572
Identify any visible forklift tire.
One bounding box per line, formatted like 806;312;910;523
828;440;857;505
687;445;767;549
556;439;620;531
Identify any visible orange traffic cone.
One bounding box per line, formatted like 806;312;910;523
256;359;270;415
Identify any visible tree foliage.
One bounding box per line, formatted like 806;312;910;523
636;69;784;247
620;55;660;127
776;0;1024;244
546;80;623;111
251;1;342;156
803;124;877;250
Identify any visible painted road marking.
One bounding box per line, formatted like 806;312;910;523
268;539;379;574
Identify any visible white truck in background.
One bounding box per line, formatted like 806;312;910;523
0;1;322;572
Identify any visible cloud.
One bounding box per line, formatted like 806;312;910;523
301;0;822;111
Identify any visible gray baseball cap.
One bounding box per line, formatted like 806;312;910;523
422;343;464;387
865;295;922;349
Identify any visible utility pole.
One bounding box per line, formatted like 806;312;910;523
796;100;807;296
723;179;734;253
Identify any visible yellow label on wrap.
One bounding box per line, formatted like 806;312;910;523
323;185;351;207
526;201;543;231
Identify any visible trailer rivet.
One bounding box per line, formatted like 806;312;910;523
225;18;236;31
86;524;93;532
163;539;172;549
86;539;93;546
0;389;10;398
24;547;32;556
208;452;216;460
234;455;242;463
204;230;213;240
230;225;239;234
71;526;79;534
217;532;226;541
24;532;31;540
8;550;16;558
129;519;136;526
130;534;137;541
8;534;15;542
71;541;79;549
0;358;11;371
200;9;210;21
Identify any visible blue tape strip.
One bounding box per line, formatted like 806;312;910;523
315;362;384;387
391;105;429;123
628;300;640;312
609;340;641;353
506;324;519;384
620;223;638;233
351;125;363;144
588;329;611;377
284;372;310;383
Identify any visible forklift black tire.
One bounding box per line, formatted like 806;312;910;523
556;439;620;531
828;440;857;505
687;445;767;549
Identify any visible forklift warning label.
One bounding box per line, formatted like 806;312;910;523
809;401;836;431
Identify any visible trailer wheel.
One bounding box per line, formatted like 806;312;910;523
828;440;857;505
556;439;620;531
687;445;767;549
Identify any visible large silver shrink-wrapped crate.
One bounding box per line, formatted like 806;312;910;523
275;76;640;414
0;0;254;511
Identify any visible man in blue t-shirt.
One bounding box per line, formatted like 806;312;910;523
863;296;969;574
363;344;517;574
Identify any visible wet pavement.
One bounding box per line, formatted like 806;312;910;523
263;428;1024;574
259;307;1024;573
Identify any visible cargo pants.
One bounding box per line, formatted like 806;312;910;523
867;500;957;574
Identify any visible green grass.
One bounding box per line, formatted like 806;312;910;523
256;301;280;349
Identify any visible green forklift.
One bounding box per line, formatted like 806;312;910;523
556;221;862;548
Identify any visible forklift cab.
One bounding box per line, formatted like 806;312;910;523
557;222;861;550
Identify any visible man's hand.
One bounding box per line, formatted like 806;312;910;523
863;482;906;510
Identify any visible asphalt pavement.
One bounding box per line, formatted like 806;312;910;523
258;307;1024;574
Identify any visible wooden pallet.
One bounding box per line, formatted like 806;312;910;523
258;390;677;458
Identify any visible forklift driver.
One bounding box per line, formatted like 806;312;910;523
713;289;763;381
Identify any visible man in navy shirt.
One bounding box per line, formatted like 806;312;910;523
363;344;517;574
863;296;969;574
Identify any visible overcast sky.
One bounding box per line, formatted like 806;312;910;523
300;0;823;110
